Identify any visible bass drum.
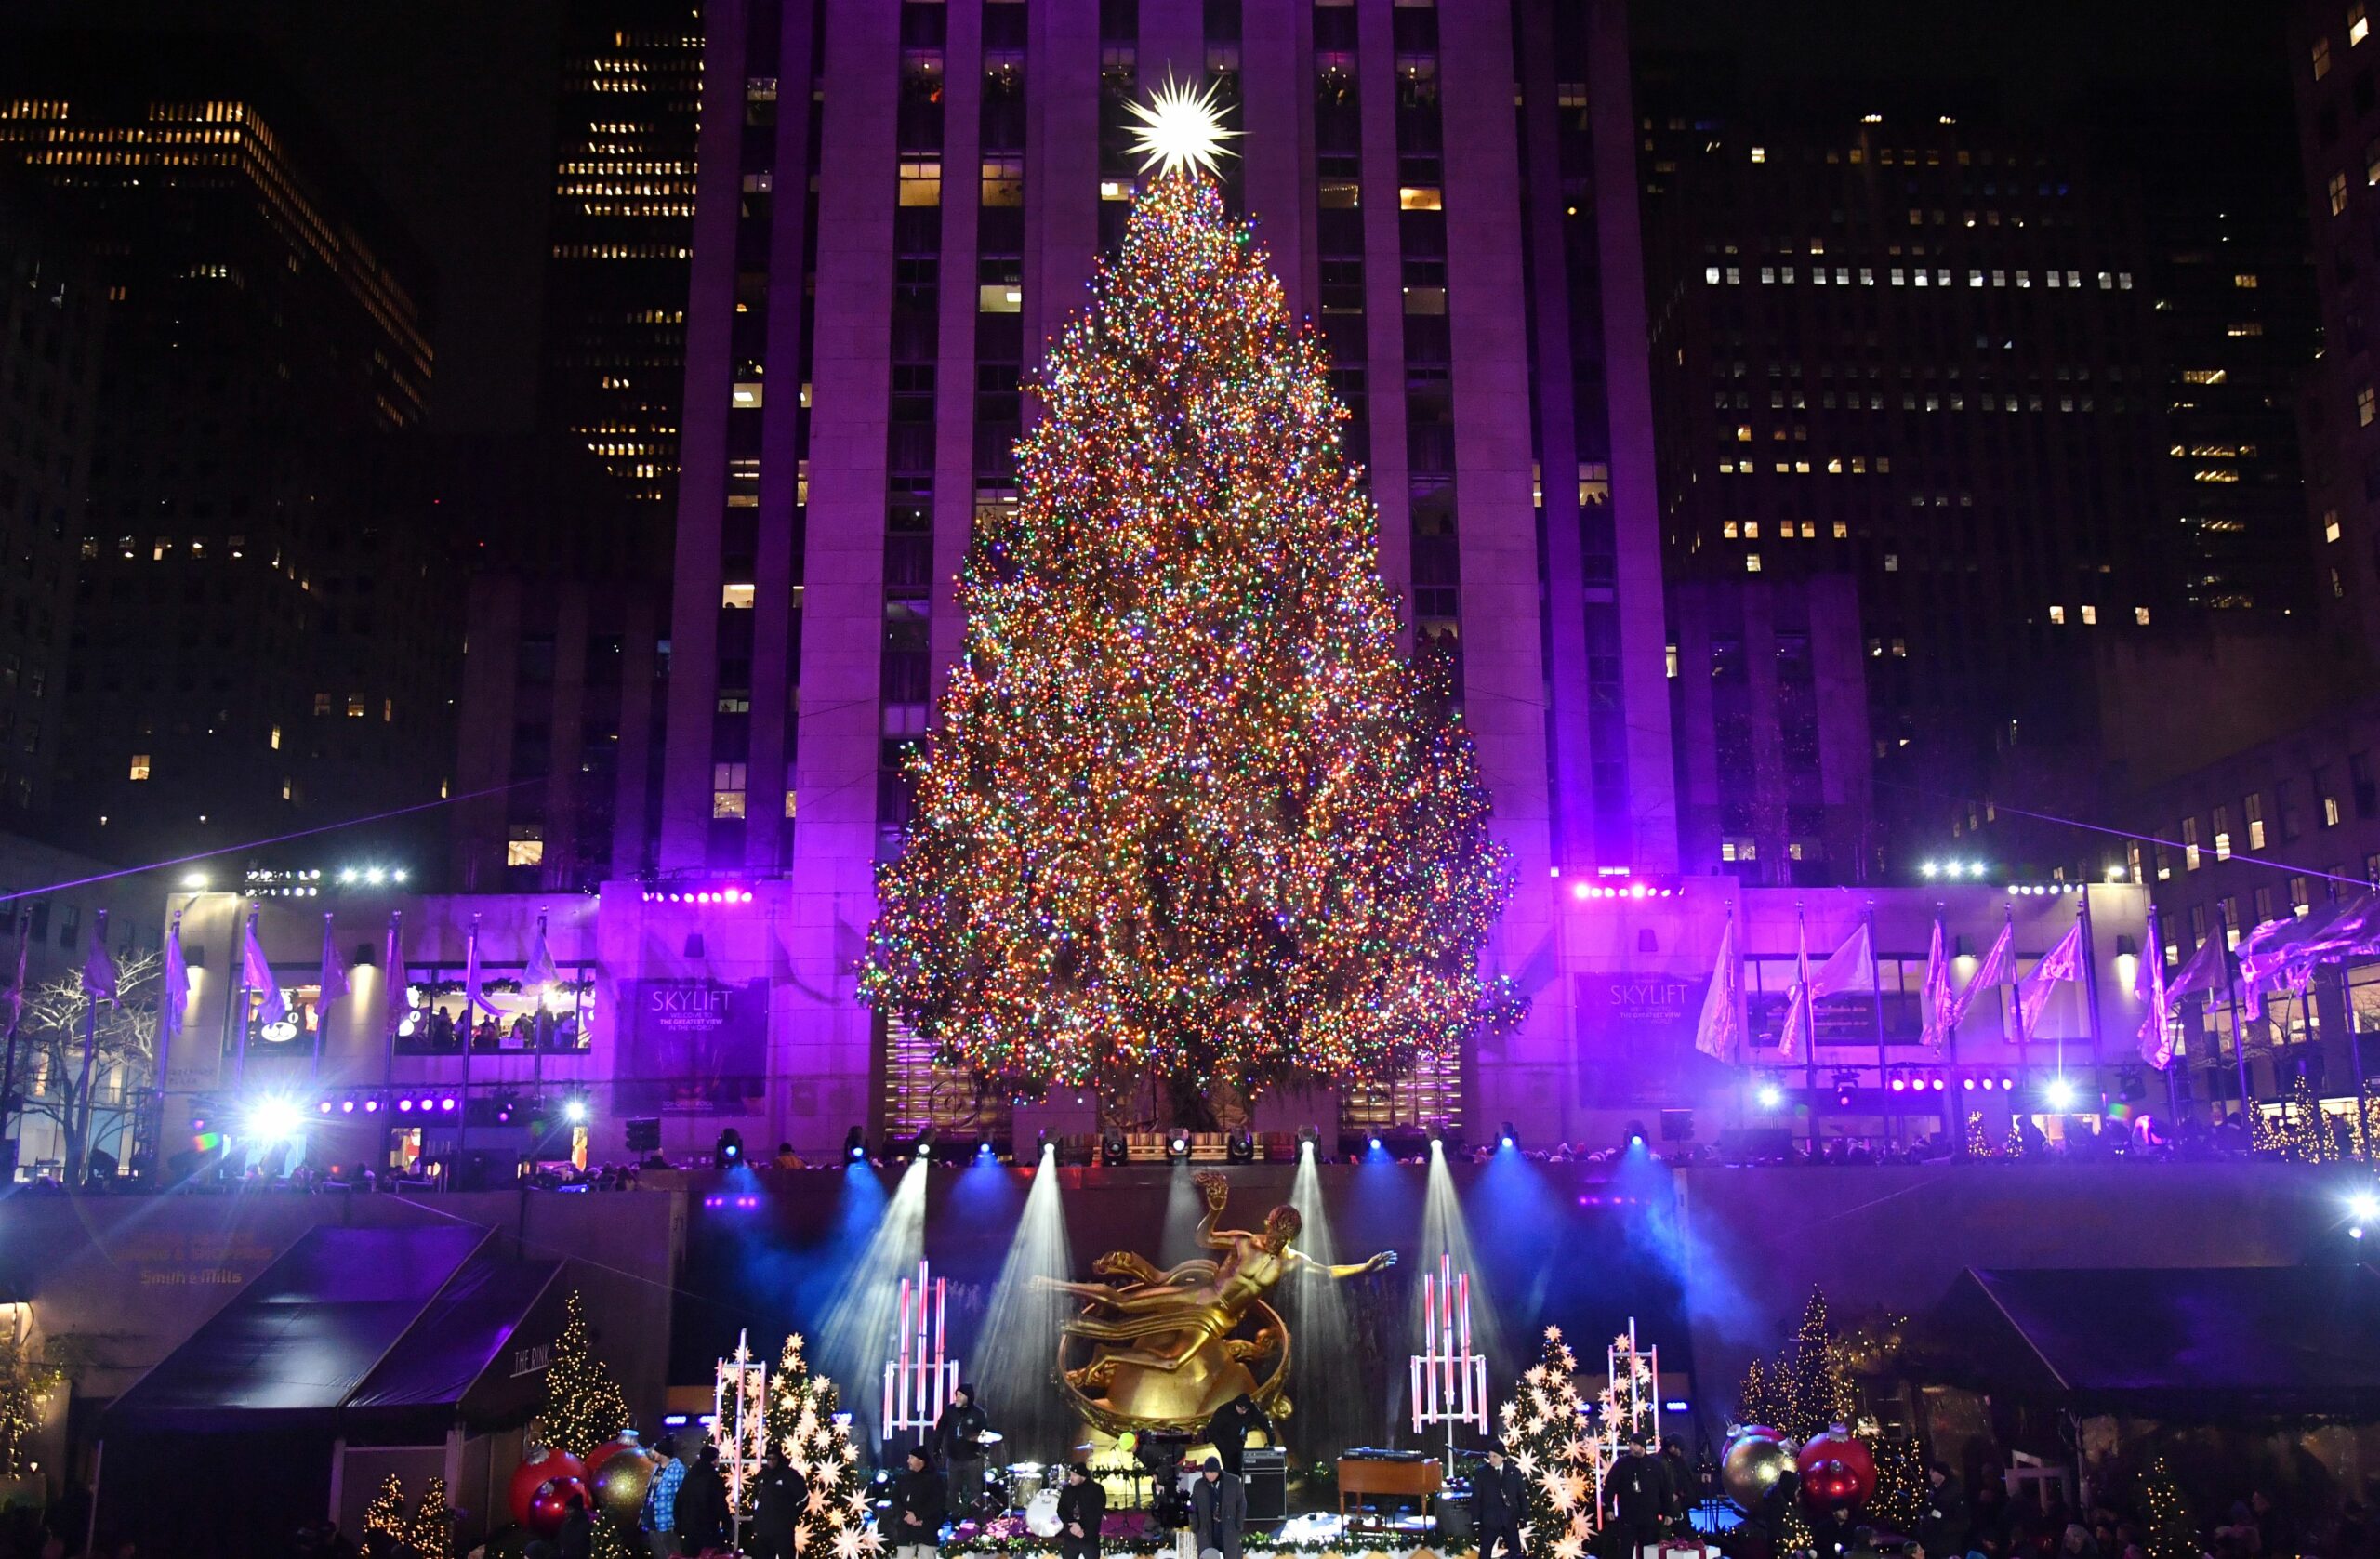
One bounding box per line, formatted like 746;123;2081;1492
1006;1463;1045;1509
1025;1489;1064;1538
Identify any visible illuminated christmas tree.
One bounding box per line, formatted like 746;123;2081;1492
1868;1435;1925;1531
361;1473;408;1558
862;87;1516;1103
408;1475;454;1559
767;1332;876;1558
2139;1457;2195;1559
1499;1327;1598;1559
1964;1113;1994;1158
1776;1289;1856;1441
1735;1357;1777;1430
543;1290;630;1457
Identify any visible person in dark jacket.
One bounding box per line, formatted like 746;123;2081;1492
1660;1439;1696;1534
1191;1457;1247;1559
749;1444;809;1559
1919;1463;1970;1559
1811;1508;1858;1559
675;1443;729;1554
1203;1394;1273;1478
555;1494;595;1559
1606;1434;1673;1557
890;1446;946;1559
1056;1460;1107;1559
1471;1447;1527;1559
932;1384;992;1518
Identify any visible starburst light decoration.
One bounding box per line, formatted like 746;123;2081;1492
1125;76;1240;178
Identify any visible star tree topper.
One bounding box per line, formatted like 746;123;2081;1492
1125;76;1240;178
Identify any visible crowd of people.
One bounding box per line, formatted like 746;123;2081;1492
396;1005;587;1056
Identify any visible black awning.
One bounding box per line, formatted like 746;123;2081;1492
1937;1264;2380;1418
100;1222;523;1435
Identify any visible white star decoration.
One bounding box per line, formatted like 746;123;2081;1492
1125;77;1240;178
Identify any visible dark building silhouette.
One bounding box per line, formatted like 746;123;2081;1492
0;39;455;866
0;178;101;820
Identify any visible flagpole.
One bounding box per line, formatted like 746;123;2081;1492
458;914;480;1177
1939;904;1965;1158
384;910;403;1094
233;905;257;1090
312;913;333;1081
532;910;548;1145
147;908;184;1182
2340;880;2372;1153
2145;902;2179;1124
1796;901;1817;1152
2215;902;2254;1132
2004;901;2024;1089
0;903;30;1181
1868;902;1889;1143
71;909;109;1185
2076;892;2104;1087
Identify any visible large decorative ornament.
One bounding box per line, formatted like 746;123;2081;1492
588;1432;662;1521
1039;1170;1395;1433
526;1474;591;1537
1720;1427;1793;1510
509;1446;589;1529
1795;1428;1876;1511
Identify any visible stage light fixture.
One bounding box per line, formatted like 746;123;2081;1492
562;1098;590;1126
363;1097;380;1114
977;1139;996;1160
2351;1192;2380;1222
339;1098;356;1114
1101;1130;1130;1165
916;1126;937;1161
1889;1075;1907;1092
1498;1121;1517;1150
2043;1077;2078;1111
716;1127;745;1168
1620;1120;1648;1149
1368;1134;1383;1152
318;1099;335;1114
397;1097;416;1113
245;1096;305;1145
1226;1130;1255;1163
1295;1124;1321;1158
439;1095;457;1113
1036;1130;1052;1160
1427;1133;1444;1152
1756;1081;1784;1109
1167;1130;1190;1159
845;1126;867;1162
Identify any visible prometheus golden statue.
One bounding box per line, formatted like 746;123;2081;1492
1039;1169;1396;1433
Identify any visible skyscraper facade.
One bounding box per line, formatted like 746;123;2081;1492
0;179;100;821
0;43;454;867
540;0;707;521
652;0;1672;1142
1640;101;2171;876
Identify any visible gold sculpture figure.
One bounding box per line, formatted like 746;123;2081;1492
1040;1169;1396;1433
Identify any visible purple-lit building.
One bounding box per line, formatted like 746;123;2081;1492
635;0;1674;1146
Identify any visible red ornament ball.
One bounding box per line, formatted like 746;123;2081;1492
525;1475;591;1537
509;1447;590;1528
1795;1428;1878;1509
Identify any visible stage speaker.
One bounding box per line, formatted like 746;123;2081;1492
1242;1447;1287;1523
452;1148;525;1192
1437;1488;1474;1540
1659;1108;1695;1143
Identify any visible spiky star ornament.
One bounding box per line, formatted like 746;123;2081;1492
1500;1327;1598;1559
768;1334;877;1559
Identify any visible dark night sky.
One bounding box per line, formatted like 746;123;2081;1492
7;0;2298;434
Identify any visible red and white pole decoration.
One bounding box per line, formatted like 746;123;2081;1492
1410;1252;1489;1467
711;1328;768;1552
1589;1318;1659;1529
882;1257;960;1442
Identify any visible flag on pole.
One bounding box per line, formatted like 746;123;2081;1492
2164;930;2229;1012
318;914;350;1009
1945;920;2015;1030
242;912;286;1026
384;911;410;1031
463;918;501;1019
1809;922;1877;998
1778;918;1813;1063
524;912;560;990
2135;931;2174;1070
162;913;189;1045
1694;910;1745;1062
84;911;120;1007
1919;918;1955;1051
4;906;28;1034
2014;919;2084;1038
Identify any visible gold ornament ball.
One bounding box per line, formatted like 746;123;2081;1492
1720;1429;1793;1511
592;1446;662;1521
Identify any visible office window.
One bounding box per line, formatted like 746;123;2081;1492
2212;804;2232;861
2081;605;2097;626
2048;605;2066;625
270;726;282;751
721;583;756;609
128;754;150;782
2334;169;2352;216
2357;4;2372;46
2182;815;2202;870
2135;607;2151;626
897;159;942;206
313;693;333;716
2245;792;2267;851
2328;509;2345;543
2361;385;2375;426
1745;553;1762;573
713;762;748;819
507;825;544;868
2320;764;2344;826
347;696;366;719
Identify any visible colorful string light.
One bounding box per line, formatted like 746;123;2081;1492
862;170;1517;1101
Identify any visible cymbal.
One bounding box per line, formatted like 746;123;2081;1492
977;1432;1006;1445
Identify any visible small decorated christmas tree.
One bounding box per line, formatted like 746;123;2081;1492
1868;1434;1925;1531
768;1333;876;1558
544;1290;630;1457
1964;1113;1994;1158
1499;1327;1598;1559
1777;1289;1856;1441
2140;1457;2195;1559
408;1475;454;1559
1736;1357;1777;1430
361;1473;408;1558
